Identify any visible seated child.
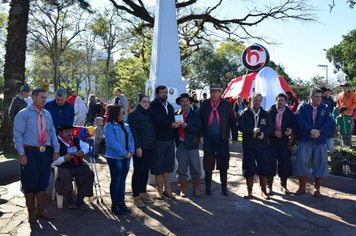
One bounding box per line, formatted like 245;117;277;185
94;117;105;155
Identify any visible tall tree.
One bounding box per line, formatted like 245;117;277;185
28;0;89;91
326;29;356;88
1;0;30;152
109;0;317;59
89;8;124;102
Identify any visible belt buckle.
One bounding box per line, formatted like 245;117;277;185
39;146;46;152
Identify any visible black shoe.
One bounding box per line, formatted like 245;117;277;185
119;202;131;213
205;184;212;196
111;205;125;215
222;185;229;196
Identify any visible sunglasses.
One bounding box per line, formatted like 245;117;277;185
141;100;150;104
120;111;125;114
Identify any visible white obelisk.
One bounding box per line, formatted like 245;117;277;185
145;0;186;109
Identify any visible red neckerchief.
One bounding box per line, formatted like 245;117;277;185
59;135;84;166
209;98;220;126
178;108;190;140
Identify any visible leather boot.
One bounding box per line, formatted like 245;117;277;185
267;176;274;195
280;177;290;194
259;176;270;200
118;202;131;213
220;170;229;196
154;175;164;199
243;177;254;199
178;180;187;197
295;176;308;195
111;205;124;215
35;191;54;220
25;193;37;224
313;177;323;197
162;172;175;198
205;170;213;196
192;178;201;197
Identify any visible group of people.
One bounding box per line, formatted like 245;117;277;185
12;82;341;223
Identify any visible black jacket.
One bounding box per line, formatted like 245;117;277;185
199;98;238;141
58;137;82;169
238;106;274;149
9;93;28;122
127;104;156;150
268;105;298;144
87;100;96;123
149;98;176;141
174;108;202;150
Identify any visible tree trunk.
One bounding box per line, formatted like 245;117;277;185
1;0;30;153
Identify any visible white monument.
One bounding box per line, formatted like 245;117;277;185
145;0;186;109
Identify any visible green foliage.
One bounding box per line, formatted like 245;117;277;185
183;42;245;93
289;78;312;101
326;29;356;88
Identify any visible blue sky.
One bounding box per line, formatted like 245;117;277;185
92;0;356;84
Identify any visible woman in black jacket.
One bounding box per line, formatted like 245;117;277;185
127;95;156;207
87;94;96;125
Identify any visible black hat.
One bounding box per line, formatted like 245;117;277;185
340;83;349;87
176;93;194;105
340;106;348;113
320;87;327;92
21;85;30;92
209;84;223;91
57;124;74;131
326;88;331;92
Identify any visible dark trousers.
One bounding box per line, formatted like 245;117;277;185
21;149;52;194
131;149;154;197
203;137;229;170
107;158;130;205
55;165;94;198
151;140;175;175
268;140;293;178
243;148;268;178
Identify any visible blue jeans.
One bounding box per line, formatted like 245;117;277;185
107;158;130;205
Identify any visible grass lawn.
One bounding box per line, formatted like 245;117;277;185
0;153;19;161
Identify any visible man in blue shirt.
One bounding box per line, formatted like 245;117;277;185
295;88;335;197
13;88;59;224
44;88;74;130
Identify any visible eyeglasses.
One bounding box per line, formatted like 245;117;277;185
120;111;125;114
141;101;150;104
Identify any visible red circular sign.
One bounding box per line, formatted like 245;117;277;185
242;44;270;72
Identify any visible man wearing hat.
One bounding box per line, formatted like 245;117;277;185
13;88;60;223
322;88;334;112
174;93;202;197
336;83;356;116
9;84;32;122
52;123;94;210
199;84;238;196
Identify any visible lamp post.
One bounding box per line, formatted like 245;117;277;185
317;64;328;85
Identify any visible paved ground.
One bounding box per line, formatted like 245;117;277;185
1;147;356;236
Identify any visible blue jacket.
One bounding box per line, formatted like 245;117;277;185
44;100;74;127
103;121;135;159
296;102;335;144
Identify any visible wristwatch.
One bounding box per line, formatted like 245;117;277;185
19;152;25;156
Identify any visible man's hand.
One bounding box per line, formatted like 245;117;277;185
200;137;204;144
53;152;59;161
273;131;283;138
19;153;28;166
77;150;84;157
64;154;74;162
170;122;180;129
310;129;321;138
284;128;292;136
253;127;260;134
180;123;187;129
125;151;132;159
257;132;264;140
136;148;142;158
